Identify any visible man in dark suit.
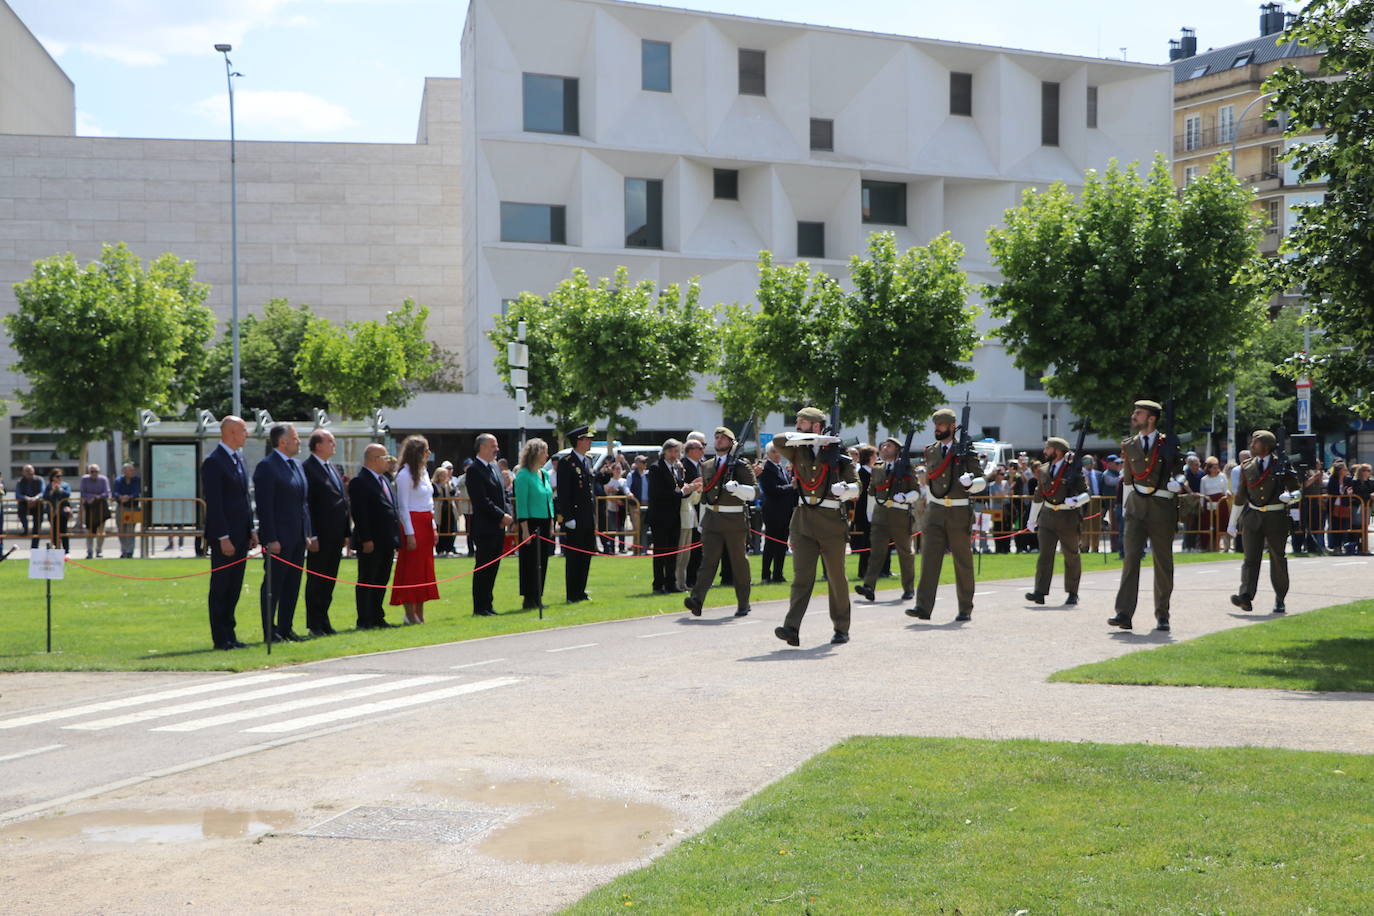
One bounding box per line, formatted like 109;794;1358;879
557;426;597;602
468;433;513;616
303;428;350;636
349;443;400;629
648;439;700;593
202;415;257;650
677;436;705;590
253;423;316;642
759;441;797;583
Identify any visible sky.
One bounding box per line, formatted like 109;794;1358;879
10;0;1305;144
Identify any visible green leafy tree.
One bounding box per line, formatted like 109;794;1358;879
986;155;1265;439
491;293;578;441
294;299;442;420
1264;0;1374;415
1233;308;1348;447
199;298;316;418
6;242;215;452
709;301;791;429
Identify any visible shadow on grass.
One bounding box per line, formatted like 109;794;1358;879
1244;637;1374;692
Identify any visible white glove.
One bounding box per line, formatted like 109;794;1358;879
1166;480;1183;493
1289;508;1300;521
830;482;847;497
1026;501;1042;532
725;480;739;493
1072;492;1092;507
893;491;910;504
958;472;974;487
1226;522;1238;538
1282;489;1302;504
967;477;987;494
564;519;576;530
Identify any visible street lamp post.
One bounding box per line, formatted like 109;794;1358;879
214;43;243;419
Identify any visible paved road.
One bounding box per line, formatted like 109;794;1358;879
2;555;1371;914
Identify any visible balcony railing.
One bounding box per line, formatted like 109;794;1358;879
1174;117;1283;155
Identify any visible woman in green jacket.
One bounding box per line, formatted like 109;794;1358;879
514;438;555;609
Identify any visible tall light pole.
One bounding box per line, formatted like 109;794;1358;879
214;43;243;419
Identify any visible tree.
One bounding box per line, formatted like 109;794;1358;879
6;242;215;453
294;299;442;420
491;292;579;441
198;298;317;419
489;267;715;444
985;155;1265;439
1233;308;1348;448
709;301;790;429
1265;0;1374;415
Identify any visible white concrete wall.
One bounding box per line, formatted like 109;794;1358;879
0;0;74;136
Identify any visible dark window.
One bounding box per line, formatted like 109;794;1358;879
713;168;739;200
950;72;973;116
625;178;663;249
1041;81;1060;146
797;221;825;259
982;426;1001;441
739;48;766;96
522;73;579;135
500;202;566;244
642;40;671;92
861;180;906;226
1086;85;1098;128
810;118;834;152
1024;368;1045;392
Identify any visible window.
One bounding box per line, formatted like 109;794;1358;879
500;202;566;244
1184;114;1202;151
1086;86;1098;128
713;168;739;200
1183;165;1198;186
625;178;663;249
1232;51;1254;68
500;298;516;317
950;72;973;116
861;180;906;226
1265;144;1282;178
1041;81;1060;146
1218;105;1235;144
810;118;834;152
522;73;579;135
1189;64;1209;79
1024;368;1045;392
797;221;825;259
739;48;766;96
642;40;671;92
1265;199;1281;235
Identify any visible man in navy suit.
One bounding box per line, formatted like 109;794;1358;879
253;423;317;642
348;443;400;629
303;428;351;636
202;415;257;650
467;433;514;616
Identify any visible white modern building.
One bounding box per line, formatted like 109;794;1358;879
459;0;1173;447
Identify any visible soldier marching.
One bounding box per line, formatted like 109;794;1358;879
1228;430;1301;615
855;436;919;604
1024;436;1092;607
907;407;986;623
684;426;757;619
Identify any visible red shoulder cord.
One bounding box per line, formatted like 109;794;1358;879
798;464;829;493
1130;436;1162;481
1040;460;1069;499
1244;460;1274;490
707;457;730;491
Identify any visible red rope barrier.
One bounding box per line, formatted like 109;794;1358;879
266;534;535;588
62;551;258;581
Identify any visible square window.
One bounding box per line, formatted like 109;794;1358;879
1189;64;1209;79
1232;51;1254;68
522;73;579;135
1086;85;1098;128
810;118;834;152
950;72;973;117
739;48;766;96
861;180;906;226
500;202;567;244
1041;81;1060;146
713;168;739;200
797;221;825;259
642;40;671;92
625;178;663;249
1024;368;1045;392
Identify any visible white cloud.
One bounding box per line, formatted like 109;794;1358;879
192;89;357;135
76;110;116;137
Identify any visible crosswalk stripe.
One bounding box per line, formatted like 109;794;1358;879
0;674;304;729
149;676;457;732
0;744;64;763
63;675;379;731
241;677;522;734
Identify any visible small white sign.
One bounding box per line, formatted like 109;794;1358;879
29;547;66;580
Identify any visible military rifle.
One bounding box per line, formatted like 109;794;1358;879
1064;420;1090;485
955;394;975;462
718;414;756;495
893;427;917;485
818;388;844;474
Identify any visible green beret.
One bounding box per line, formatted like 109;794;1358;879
1134;399;1163;416
1251;429;1276;446
797;407;826;423
1047;437;1071;452
881;437;902;449
932;408;957;424
714;426;736;441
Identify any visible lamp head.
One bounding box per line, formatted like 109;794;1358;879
214;43;232;53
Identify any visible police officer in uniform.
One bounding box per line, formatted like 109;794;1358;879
685;427;757;618
855;437;918;603
557;426;597;602
907;408;986;622
773;407;860;646
1109;400;1186;631
1228;430;1301;614
1024;436;1092;606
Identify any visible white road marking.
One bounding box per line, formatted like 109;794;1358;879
545;643;597;653
150;676;456;732
636;631;680;639
0;674;303;729
1194;569;1221;575
63;675;378;731
0;744;64;763
241;677;522;734
449;658;505;670
733;619;762;625
974;591;997;596
1331;560;1367;567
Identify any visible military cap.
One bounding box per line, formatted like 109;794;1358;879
932;408;957;424
881;436;902;449
1046;436;1071;452
1250;429;1277;447
1133;399;1163;416
567;425;595;440
714;426;736;441
796;406;826;423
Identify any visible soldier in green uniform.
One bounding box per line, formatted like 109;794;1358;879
1024;437;1092;606
1109;399;1186;631
906;408;986;622
773;407;860;646
1228;430;1301;614
685;426;757;618
855;437;918;603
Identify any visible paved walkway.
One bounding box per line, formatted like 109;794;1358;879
1;555;1370;914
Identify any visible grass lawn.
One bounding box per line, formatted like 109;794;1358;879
0;549;1232;673
565;736;1374;915
1053;598;1374;692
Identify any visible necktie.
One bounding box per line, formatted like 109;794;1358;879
378;472;392;503
234;452;246;482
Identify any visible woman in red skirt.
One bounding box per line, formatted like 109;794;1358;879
391;435;440;623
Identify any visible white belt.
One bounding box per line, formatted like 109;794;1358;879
931;497;970;508
801;497;842;509
1133;484;1176;500
1045;502;1080;511
874;498;908;507
705;504;745;514
1251;503;1288;513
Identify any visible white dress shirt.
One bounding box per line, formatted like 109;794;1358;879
394;464;435;535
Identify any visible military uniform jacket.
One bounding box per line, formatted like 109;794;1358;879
1120;432;1184;496
1232;456;1299;511
556;451;596;527
923;441;983;502
697;453;756;532
775;439;857;522
869;461;917;518
1032;460;1087;507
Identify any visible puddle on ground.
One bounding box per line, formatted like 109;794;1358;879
413;771;675;865
1;808;295;844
